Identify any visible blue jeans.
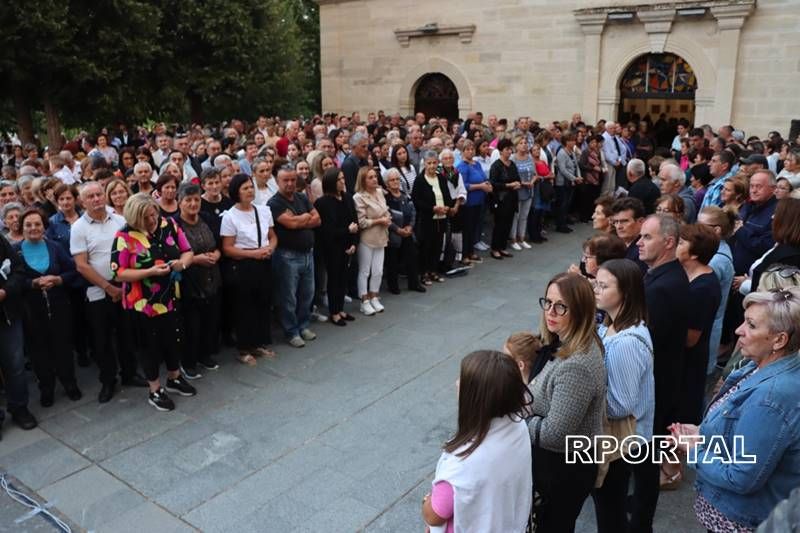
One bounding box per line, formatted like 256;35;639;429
0;319;29;421
273;248;314;339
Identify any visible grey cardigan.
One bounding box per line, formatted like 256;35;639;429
555;148;580;187
528;341;607;453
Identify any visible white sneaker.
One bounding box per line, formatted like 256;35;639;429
511;242;522;251
370;297;384;313
475;241;489;251
521;241;532;249
344;295;353;303
360;300;376;316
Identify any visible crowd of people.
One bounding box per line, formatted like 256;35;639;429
1;110;800;532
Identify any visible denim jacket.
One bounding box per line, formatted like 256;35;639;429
690;353;800;528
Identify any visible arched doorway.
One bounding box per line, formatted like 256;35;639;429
414;73;459;122
618;53;697;127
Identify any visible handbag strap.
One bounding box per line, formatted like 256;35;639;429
620;331;653;359
253;206;262;247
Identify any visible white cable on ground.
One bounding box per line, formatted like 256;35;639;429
0;473;72;533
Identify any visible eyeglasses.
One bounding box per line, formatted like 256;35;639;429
765;265;800;278
539;297;568;316
594;282;616;292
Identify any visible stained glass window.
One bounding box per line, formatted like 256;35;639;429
620;53;696;97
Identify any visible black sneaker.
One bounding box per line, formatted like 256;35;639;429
181;365;202;380
148;388;175;412
166;376;197;397
198;357;219;371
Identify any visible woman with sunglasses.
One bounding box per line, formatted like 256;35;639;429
529;272;606;532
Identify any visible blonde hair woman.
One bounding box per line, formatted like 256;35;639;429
110;193;195;411
353;166;390;316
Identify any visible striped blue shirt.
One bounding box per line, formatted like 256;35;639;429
598;322;655;439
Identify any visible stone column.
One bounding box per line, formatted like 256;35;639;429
710;4;754;126
575;13;607;124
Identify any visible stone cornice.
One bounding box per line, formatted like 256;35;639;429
573;0;755;17
394;24;476;47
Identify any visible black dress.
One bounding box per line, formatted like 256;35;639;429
677;272;721;424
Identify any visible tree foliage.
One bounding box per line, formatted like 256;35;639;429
0;0;321;144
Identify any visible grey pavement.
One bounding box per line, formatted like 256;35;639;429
0;224;703;532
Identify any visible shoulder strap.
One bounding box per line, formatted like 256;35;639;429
620;331;653;358
253;206;262;247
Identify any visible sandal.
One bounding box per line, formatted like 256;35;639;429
434;274;446;282
255;347;277;359
237;353;257;366
499;250;513;258
659;465;683;491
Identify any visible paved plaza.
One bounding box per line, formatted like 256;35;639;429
0;225;703;532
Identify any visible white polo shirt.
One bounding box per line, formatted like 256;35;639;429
70;211;126;301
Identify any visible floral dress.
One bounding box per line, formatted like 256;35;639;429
110;216;191;317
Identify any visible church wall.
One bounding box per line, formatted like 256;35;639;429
319;0;800;137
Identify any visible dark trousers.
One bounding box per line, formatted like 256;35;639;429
68;288;89;358
419;219;446;274
575;182;601;222
313;244;327;312
181;294;220;368
555;184;574;229
323;248;348;316
86;296;138;385
627;446;661;533
491;195;516;251
528;208;545;240
230;259;272;351
0;320;28;420
532;445;597;533
593;458;631;533
615;165;629;189
461;204;482;258
385;237;420;291
24;300;76;392
135;312;182;382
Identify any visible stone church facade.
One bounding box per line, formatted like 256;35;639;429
318;0;800;137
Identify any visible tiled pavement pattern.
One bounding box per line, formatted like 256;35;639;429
0;224;703;532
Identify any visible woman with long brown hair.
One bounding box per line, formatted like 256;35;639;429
422;350;532;532
529;272;606;531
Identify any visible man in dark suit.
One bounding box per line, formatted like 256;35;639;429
627;158;660;214
630;213;690;533
341;131;369;195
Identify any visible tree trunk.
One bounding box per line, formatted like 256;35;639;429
12;87;35;145
43;96;63;153
187;90;204;125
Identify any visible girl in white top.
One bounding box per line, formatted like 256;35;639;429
422;350;533;533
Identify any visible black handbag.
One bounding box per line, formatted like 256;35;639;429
538;180;555;203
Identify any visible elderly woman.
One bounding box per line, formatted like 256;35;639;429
15;209;81;406
353;166;391;315
384;168;425;294
106;178;132;217
155;172;180;218
110;193;195;411
220;174;278;366
176;183;222;378
655;193;685;223
313;167;358;325
592;195;615;235
530;272;607;531
455;139;491;263
2;202;24;244
569;233;627;280
439;149;467;265
412;150;454;283
671;287;800;532
775;177;794;200
15;175;36;207
46;183;90;366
